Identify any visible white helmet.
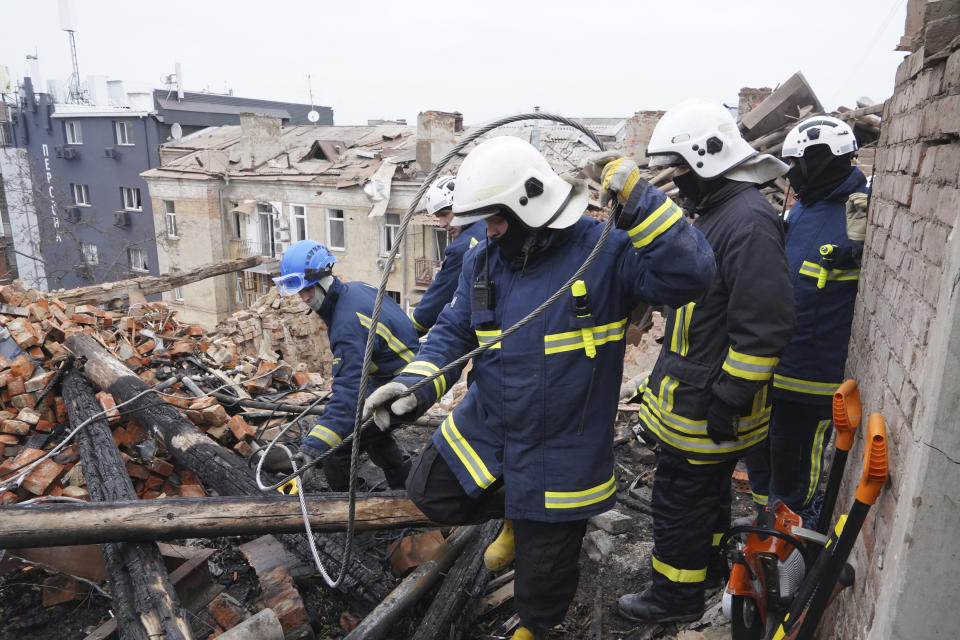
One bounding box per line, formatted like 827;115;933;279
647;101;757;179
451;136;587;229
425;175;456;215
782;116;858;158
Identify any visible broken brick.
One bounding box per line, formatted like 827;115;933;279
145;474;166;491
16;407;41;426
201;404;229;427
55;398;68;422
208;592;248;630
60;486;89;500
388;529;446;577
125;461;151;480
227;415;255;441
24;371;55;394
179;484;207;498
233;440;253;457
188;395;218;410
23;458;66;495
186;326;204;337
71;313;97;325
10;393;37;410
260;565;313;639
34;419;54;434
292;371;311;387
137;338;157;355
147;458;174;476
0;491;18;504
6;376;26;397
1;420;30;436
95;391;120;423
169;342;196;357
247;361;278;394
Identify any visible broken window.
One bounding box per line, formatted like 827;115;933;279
81;243;98;265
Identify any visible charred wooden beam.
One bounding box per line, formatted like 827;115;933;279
0;493;434;548
63;333;394;606
343;526;480;640
55;255;266;307
63;371;193;640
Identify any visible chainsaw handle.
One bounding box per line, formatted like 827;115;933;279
854;413;888;506
832;379;861;451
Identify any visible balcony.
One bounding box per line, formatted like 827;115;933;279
414;258;442;288
230;238;278;260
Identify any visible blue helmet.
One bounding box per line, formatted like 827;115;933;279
274;240;338;296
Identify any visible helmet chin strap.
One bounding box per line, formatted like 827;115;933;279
307;275;335;313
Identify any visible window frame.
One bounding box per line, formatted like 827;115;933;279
290;204;307;242
72;183;91;206
325;208;346;251
381;213;401;255
433;227;449;261
173;286;184;302
80;243;99;265
163;200;178;237
114;120;134;146
128;247;148;272
121;186;142;211
65;120;83;145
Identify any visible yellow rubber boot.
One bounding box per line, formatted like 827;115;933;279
511;626;535;640
484;518;515;571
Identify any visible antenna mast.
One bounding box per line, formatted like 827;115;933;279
59;0;84;103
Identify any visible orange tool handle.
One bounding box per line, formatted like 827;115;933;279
855;413;888;505
832;379;861;451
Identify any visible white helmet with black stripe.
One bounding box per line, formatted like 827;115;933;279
782;116;858;158
425;175;456;215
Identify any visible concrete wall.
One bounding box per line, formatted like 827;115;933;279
823;4;960;638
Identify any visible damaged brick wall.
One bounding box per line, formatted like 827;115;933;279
827;5;960;638
213;289;333;378
737;87;773;117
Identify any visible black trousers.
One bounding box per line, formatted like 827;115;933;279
745;399;833;520
407;442;587;633
323;427;410;491
649;449;736;608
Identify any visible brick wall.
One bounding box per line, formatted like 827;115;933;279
737;87;773;117
825;5;960;638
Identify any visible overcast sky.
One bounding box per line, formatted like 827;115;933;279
1;0;909;125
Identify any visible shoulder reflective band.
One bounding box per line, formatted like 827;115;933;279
356;313;415;362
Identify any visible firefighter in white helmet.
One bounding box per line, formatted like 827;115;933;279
409;176;487;335
364;135;716;639
616;101;795;623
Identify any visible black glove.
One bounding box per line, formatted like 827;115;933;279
706;396;741;444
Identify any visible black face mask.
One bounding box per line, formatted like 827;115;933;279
491;215;531;262
673;171;703;204
787;146;854;204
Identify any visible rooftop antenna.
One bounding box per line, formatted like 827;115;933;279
58;0;84;103
306;73;320;124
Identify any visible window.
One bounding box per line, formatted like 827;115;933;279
164;200;177;237
231;210;242;238
72;183;90;206
387;290;401;305
325;208;345;250
173;286;184;302
235;274;244;304
257;204;276;257
128;247;148;271
81;243;99;265
114;121;134;146
121;187;141;211
291;205;307;242
0;122;10;147
433;228;449;261
381;213;400;254
65;120;82;144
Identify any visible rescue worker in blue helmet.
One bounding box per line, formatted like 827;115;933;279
617;101;795;623
745;116;868;521
362;135;717;640
409;175;487;335
273;240;417;491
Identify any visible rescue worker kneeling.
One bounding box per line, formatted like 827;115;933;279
363;136;716;639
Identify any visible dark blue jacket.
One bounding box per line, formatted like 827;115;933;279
774;168;867;404
301;278;419;455
411;221;487;334
395;185;716;522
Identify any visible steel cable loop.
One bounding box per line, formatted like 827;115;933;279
265;113;610;588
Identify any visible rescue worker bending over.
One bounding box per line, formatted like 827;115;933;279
410;175;487;335
746;116;868;521
363;136;716;640
619;101;795;623
273;240;416;491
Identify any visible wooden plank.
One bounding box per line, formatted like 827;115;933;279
477;580;515;616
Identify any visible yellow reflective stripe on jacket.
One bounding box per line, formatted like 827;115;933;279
402;360;447;398
799;261;860;282
475;329;502;349
440;413;496;490
469;237;479;248
752;491;769;505
627;198;682;248
308;425;342;449
409;313;428;334
722;347;779;381
543;318;628;354
652;555;707;583
773;374;840;396
356;313;415;363
804;419;832;506
712;533;724;547
669;303;695;356
545;474;617;509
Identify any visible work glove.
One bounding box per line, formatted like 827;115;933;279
293;449;320;470
706;396;741;444
845;192;868;242
619;374;648;403
583;152;648;208
362;381;419;431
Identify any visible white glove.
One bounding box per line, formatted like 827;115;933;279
362;381;419;431
845;192;868;242
582;151;621;183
